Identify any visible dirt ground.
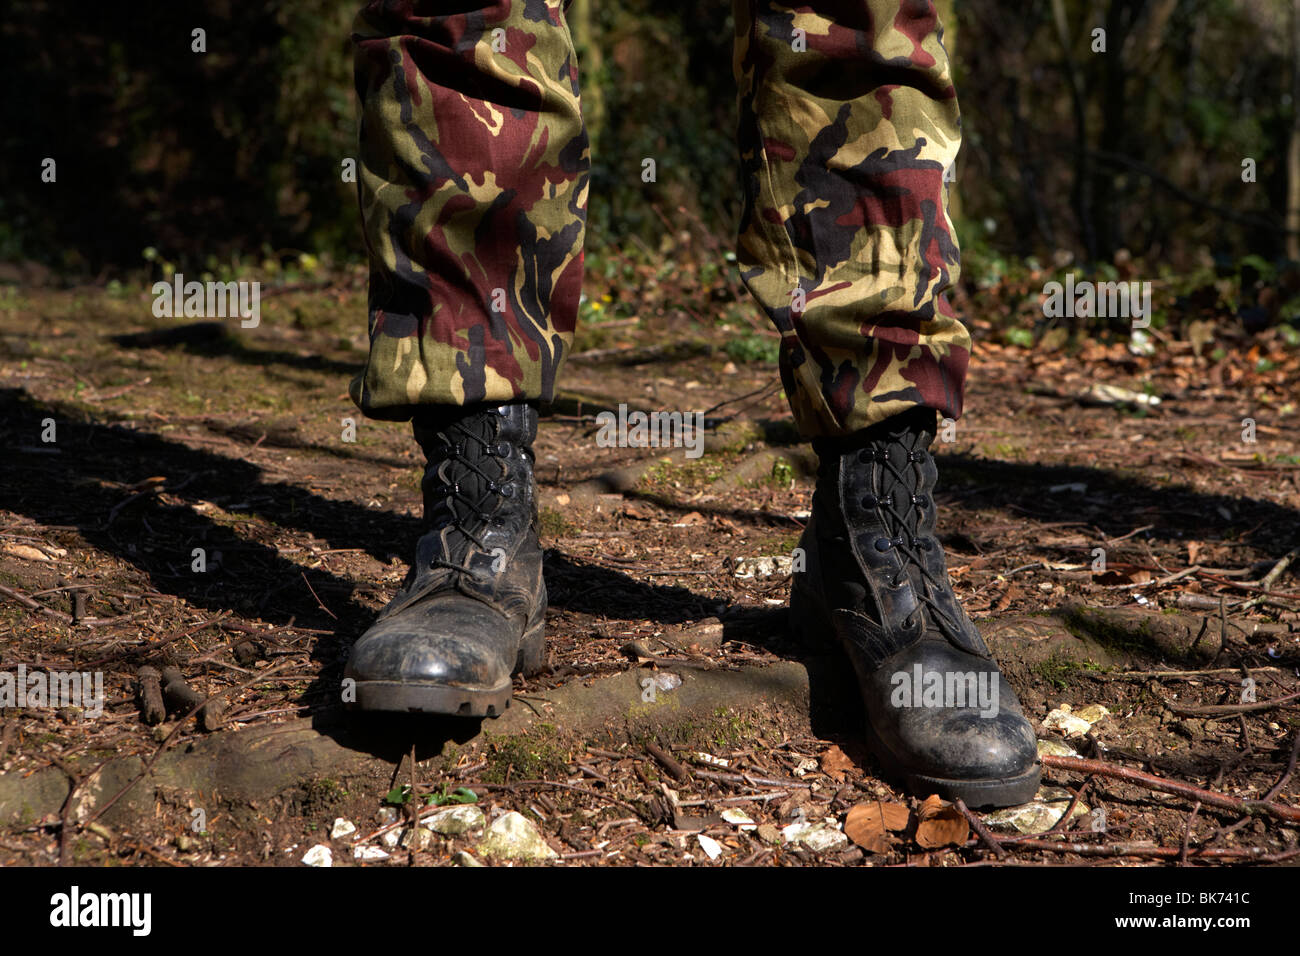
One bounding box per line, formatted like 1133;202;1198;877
1;257;1298;866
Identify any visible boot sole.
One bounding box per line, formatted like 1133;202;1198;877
790;582;1040;809
347;616;545;718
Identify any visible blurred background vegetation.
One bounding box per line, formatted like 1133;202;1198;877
2;0;1298;288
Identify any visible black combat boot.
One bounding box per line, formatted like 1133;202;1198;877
791;407;1040;808
345;402;545;717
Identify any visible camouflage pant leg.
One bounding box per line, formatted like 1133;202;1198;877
733;0;967;438
350;0;589;421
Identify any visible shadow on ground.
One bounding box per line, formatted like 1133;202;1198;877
4;385;1298;763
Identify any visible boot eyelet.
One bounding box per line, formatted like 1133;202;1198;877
873;537;892;552
495;442;512;458
860;494;878;509
880;495;893;507
857;450;872;464
908;451;925;463
912;494;927;507
500;483;517;498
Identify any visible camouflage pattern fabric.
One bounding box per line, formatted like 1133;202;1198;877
351;0;967;437
351;0;588;419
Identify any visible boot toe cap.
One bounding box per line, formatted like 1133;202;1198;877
345;596;517;690
887;706;1039;780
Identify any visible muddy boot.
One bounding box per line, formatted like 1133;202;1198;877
345;402;545;717
791;407;1040;808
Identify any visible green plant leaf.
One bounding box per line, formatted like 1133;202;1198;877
384;785;412;806
426;787;478;806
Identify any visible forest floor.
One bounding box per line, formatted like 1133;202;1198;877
1;253;1299;867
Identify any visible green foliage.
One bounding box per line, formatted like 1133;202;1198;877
725;333;780;364
384;784;478;807
769;457;795;487
1002;327;1035;348
2;0;1295;279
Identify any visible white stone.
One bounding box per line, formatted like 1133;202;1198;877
428;805;486;835
696;834;723;860
477;811;558;861
781;820;848;853
400;827;434;851
301;844;332;867
721;808;756;830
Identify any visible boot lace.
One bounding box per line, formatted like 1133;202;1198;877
856;436;960;635
423;419;513;577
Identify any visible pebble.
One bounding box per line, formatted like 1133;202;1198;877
428;805;486;835
301;844;333;867
476;811;558;861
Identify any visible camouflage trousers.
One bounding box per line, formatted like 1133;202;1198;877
351;0;967;437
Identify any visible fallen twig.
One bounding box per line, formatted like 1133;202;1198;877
1007;840;1299;861
159;666;226;731
645;741;691;783
691;769;812;790
1040;754;1300;824
1238;545;1300;611
1161;687;1300;718
81;661;294;828
0;583;73;624
135;666;166;725
955;798;1008;861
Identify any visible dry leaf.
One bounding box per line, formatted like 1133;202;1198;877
915;795;969;848
3;544;52;562
1094;567;1152;586
844;801;910;854
820;745;857;782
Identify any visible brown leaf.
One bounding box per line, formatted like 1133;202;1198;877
820;745;857;782
915;795;969;849
1094;566;1153;586
621;502;654;520
844;801;910;854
